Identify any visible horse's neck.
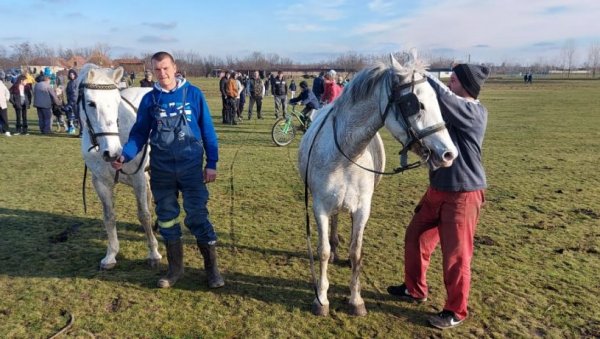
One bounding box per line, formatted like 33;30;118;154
335;101;384;159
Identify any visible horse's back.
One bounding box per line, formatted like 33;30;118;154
120;87;153;109
118;87;153;128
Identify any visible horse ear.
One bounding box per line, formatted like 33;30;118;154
112;67;124;84
88;69;96;82
390;53;404;70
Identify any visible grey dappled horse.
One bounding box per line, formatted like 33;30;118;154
78;64;161;269
298;54;457;316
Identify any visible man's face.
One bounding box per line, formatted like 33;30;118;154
152;58;177;90
254;71;259;78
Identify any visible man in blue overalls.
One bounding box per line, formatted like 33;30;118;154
112;51;224;289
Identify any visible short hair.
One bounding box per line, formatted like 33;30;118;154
151;51;175;63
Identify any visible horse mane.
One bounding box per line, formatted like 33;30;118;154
333;58;428;114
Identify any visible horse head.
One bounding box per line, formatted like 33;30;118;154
78;64;124;162
384;52;457;170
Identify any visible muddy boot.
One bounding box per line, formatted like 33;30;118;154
157;239;184;288
198;242;225;288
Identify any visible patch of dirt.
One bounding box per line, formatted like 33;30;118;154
107;295;122;313
571;208;599;219
580;320;600;338
528;205;545;214
475;235;496;246
49;222;82;243
554;246;599;255
543;285;559;292
526;220;558;230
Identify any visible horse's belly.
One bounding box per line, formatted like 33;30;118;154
316;173;376;213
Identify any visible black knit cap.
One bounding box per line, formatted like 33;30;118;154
452;64;490;98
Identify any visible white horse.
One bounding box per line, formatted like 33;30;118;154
298;54;458;316
78;64;162;269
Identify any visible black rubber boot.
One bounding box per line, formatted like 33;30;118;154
157;239;184;288
198;242;225;288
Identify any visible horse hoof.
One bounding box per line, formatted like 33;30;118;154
350;303;367;316
100;262;116;270
148;258;161;269
312;303;329;316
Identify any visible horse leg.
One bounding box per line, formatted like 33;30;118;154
329;213;339;264
133;173;161;268
92;175;118;270
348;208;370;316
312;209;331;316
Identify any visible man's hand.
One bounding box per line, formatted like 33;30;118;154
111;155;125;170
204;168;217;183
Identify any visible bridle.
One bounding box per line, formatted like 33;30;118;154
78;82;120;152
79;81;150;214
333;70;447;175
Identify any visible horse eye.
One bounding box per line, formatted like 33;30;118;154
88;101;96;108
419;102;425;110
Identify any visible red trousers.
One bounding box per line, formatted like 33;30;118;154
404;187;484;320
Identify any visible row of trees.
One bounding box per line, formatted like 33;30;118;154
1;40;599;78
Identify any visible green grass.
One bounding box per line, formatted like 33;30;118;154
0;77;599;338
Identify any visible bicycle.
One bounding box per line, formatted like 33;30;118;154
271;105;312;146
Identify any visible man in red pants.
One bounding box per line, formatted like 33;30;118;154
388;63;490;329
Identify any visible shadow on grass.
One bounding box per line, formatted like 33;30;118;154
0;207;430;325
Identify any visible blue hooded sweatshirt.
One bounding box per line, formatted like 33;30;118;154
122;79;218;169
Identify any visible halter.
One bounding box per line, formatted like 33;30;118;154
80;81;149;212
78;82;120;151
333;71;447;175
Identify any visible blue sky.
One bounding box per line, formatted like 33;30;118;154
1;0;599;65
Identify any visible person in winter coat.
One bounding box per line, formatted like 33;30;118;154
321;69;342;104
33;76;60;134
271;71;288;119
312;71;325;102
387;64;490;330
0;78;10;136
65;69;80;135
289;80;319;125
111;51;224;289
9;75;33;135
289;79;297;98
140;70;155;87
246;71;265;120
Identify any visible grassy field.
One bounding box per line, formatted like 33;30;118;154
0;75;599;338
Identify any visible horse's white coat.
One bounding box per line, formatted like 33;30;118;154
78;64;161;269
298;54;457;315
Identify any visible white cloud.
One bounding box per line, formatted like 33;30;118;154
349;0;600;63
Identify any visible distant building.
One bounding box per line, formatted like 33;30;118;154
113;58;146;74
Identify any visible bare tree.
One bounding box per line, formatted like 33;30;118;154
10;42;34;66
587;41;600;78
334;51;366;72
560;39;576;78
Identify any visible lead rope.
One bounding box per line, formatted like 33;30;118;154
111;92;155;184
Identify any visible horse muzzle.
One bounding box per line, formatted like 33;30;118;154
102;151;120;162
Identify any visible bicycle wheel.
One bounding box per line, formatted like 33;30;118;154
271;117;296;146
